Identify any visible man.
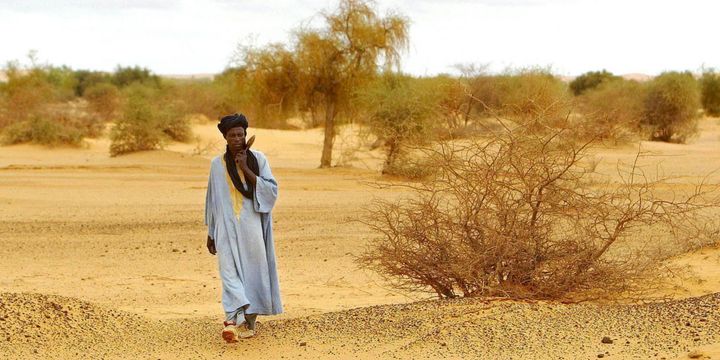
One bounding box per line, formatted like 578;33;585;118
204;113;282;343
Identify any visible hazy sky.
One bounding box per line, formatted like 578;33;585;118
0;0;718;76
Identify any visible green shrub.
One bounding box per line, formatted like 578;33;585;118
426;69;571;134
157;98;192;142
412;75;473;133
168;80;226;119
45;65;78;101
84;83;120;121
0;61;84;128
0;63;55;127
501;70;571;119
361;74;437;174
56;104;106;138
569;70;619;96
0;63;104;144
110;86;165;156
1;115;84;146
109;84;192;156
700;69;720;116
578;79;647;142
469;69;571;124
462;75;503;117
642;71;701;143
73;70;112;97
112;66;161;88
213;67;253;116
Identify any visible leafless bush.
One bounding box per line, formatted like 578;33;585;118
381;151;437;180
358;116;720;301
190;136;220;156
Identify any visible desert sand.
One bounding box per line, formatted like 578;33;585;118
1;118;719;359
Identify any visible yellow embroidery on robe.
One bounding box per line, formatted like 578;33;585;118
221;158;246;219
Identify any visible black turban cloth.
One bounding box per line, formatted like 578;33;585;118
218;113;260;200
218;113;248;136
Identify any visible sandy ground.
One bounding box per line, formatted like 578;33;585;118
1;118;719;359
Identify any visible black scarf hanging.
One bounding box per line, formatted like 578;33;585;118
224;145;260;200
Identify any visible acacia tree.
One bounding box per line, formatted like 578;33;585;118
237;43;301;127
295;0;409;167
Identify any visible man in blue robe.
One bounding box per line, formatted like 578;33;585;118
205;113;282;342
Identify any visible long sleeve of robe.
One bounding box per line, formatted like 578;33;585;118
205;149;282;319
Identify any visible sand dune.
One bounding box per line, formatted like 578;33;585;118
1;118;720;359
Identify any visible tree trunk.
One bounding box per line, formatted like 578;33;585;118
464;97;474;126
320;99;336;168
382;139;399;174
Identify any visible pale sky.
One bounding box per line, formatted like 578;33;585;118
0;0;718;77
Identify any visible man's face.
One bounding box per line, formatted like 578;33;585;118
225;127;246;153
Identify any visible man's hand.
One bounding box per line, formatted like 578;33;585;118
234;150;248;169
207;235;216;255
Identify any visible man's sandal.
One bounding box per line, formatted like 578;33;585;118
237;321;257;339
221;321;240;343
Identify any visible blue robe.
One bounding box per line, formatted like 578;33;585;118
204;149;282;322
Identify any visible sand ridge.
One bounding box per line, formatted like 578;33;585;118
1;292;719;359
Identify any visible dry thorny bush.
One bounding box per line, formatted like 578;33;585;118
357;115;720;302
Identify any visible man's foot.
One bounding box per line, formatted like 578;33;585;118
237;321;257;339
221;321;239;343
